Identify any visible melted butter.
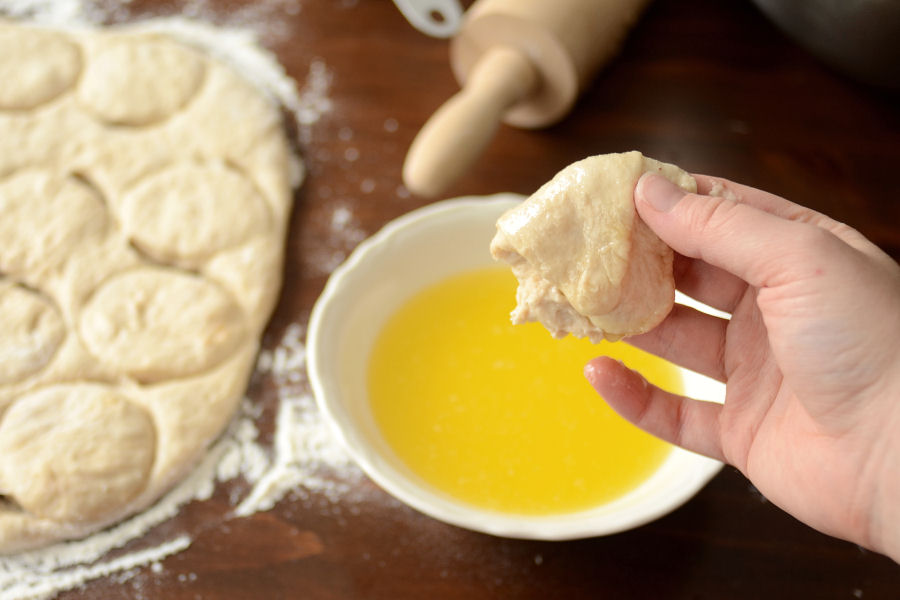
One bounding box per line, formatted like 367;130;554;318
368;267;679;515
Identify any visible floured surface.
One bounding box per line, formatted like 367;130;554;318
490;151;696;341
0;20;295;552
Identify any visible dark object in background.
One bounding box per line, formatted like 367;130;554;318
752;0;900;88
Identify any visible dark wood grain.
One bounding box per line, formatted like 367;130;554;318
55;0;899;598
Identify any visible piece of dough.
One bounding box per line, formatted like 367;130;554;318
76;36;205;126
0;169;108;283
0;385;156;524
79;267;246;383
0;21;297;552
121;162;271;266
0;282;65;385
0;27;81;110
490;151;696;342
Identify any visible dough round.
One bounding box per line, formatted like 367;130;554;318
0;385;156;523
77;37;205;125
79;267;245;382
0;170;108;278
0;283;65;385
0;28;81;110
122;163;269;263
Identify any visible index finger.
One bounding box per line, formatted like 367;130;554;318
693;174;880;257
635;173;831;290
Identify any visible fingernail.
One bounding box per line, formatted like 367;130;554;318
638;173;686;212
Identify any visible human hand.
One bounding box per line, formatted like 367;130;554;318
584;173;900;561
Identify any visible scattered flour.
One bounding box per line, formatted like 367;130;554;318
0;537;191;600
360;178;376;194
0;0;303;40
301;189;369;277
338;127;354;141
331;205;354;230
0;0;121;23
178;0;303;43
235;392;359;516
239;323;361;517
0;2;358;599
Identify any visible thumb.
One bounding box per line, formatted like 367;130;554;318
635;173;829;289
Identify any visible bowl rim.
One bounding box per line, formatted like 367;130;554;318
307;194;724;540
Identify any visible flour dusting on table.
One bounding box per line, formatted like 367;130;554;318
238;324;361;517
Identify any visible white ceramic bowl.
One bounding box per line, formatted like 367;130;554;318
307;194;725;540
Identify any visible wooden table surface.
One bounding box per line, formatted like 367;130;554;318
59;0;898;598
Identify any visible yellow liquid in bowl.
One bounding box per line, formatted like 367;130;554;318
368;267;680;515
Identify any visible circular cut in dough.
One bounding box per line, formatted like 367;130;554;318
0;27;82;110
79;267;245;382
0;385;155;523
0;282;66;385
0;170;108;278
122;163;270;263
77;36;205;126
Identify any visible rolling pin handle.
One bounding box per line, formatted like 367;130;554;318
403;46;538;197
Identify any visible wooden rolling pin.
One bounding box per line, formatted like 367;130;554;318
403;0;652;197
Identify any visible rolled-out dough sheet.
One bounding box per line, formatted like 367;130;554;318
0;20;297;552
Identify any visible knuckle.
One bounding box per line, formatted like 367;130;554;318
683;194;743;241
765;224;839;287
714;325;729;380
824;220;866;246
673;398;691;448
793;223;836;255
